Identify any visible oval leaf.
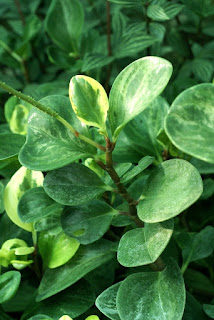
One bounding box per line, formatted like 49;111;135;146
117;219;174;267
109;56;172;141
116;259;185;320
0;133;25;160
165;83;214;164
138;159;203;223
43;163;111;206
69;75;109;134
0;271;21;303
3;166;44;231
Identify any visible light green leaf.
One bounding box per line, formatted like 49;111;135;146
203;303;214;318
43;163;111;206
38;230;79;269
69;75;109;134
116;259;185;320
147;5;170;21
36;239;115;301
61;200;117;244
120;156;154;183
9;104;32;135
59;316;72;320
117;219;174;267
109;57;172;141
96;282;121;320
165;84;214;164
138;159;203;223
45;0;84;52
4;166;44;231
0;133;25;160
19;95;95;171
0;271;21;303
85;316;100;320
18;187;63;223
27;315;53;320
0;181;4;213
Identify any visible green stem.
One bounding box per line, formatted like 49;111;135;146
0;80;106;152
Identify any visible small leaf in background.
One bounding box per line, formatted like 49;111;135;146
120;156;154;183
0;271;21;303
18;187;63;223
192;59;213;82
69;75;109;134
165;83;214;164
200;178;214;199
96;282;121;320
23;15;41;42
203;302;214;318
138;159;203;223
61;200;117;244
0;181;4;213
183;292;208;320
3;166;44;231
37;239;115;301
116;259;185;320
85;316;100;320
117;219;174;267
38;230;80;269
43;163;111;206
27;315;53;320
19;95;95;171
81;53;114;72
109;57;172;141
45;0;84;53
0;133;25;160
147;3;184;21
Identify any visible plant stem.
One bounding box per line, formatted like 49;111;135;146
149;256;166;271
14;0;25;26
0;81;106;152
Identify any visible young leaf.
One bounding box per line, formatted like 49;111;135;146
109;56;172;141
61;200;117;244
117;219;174;267
165;83;214;164
0;133;25;160
19;95;95;171
0;271;21;303
3;166;44;231
69;75;109;134
138;159;203;223
36;239;115;301
45;0;84;53
116;259;185;320
18;187;63;223
96;282;122;320
43;163;111;206
38;230;80;269
120;156;154;183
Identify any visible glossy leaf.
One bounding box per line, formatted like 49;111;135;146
45;0;84;52
116;259;185;320
96;282;121;320
117;219;174;267
0;271;21;303
19;96;95;171
38;230;80;269
109;56;172;141
61;200;117;244
18;187;63;223
85;316;100;320
43;163;111;206
138;159;203;223
69;75;109;133
165;84;214;164
120;156;154;183
37;239;115;301
3;166;44;231
0;133;25;160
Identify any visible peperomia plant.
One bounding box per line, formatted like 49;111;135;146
0;55;213;320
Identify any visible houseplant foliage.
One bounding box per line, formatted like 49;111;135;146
0;0;214;320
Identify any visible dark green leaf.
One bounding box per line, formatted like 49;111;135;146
203;303;214;318
0;133;25;160
0;271;21;303
120;156;154;183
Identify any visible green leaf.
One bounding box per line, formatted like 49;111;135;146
165;84;214;164
27;315;52;320
116;259;185;320
9;104;32;135
147;3;184;21
45;0;84;53
19;95;95;171
24;280;95;320
4;166;44;231
117;219;174;267
120;156;154;183
96;282;121;320
61;200;117;244
0;271;21;303
203;303;214;318
190;158;214;174
43;163;111;206
201;178;214;199
85;316;100;320
18;187;63;223
192;59;213;82
37;239;115;301
81;53;114;72
0;182;4;213
184;269;214;297
38;230;79;269
69;75;109;134
183;292;208;320
0;133;25;160
23;15;41;42
109;57;172;141
138;159;203;223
